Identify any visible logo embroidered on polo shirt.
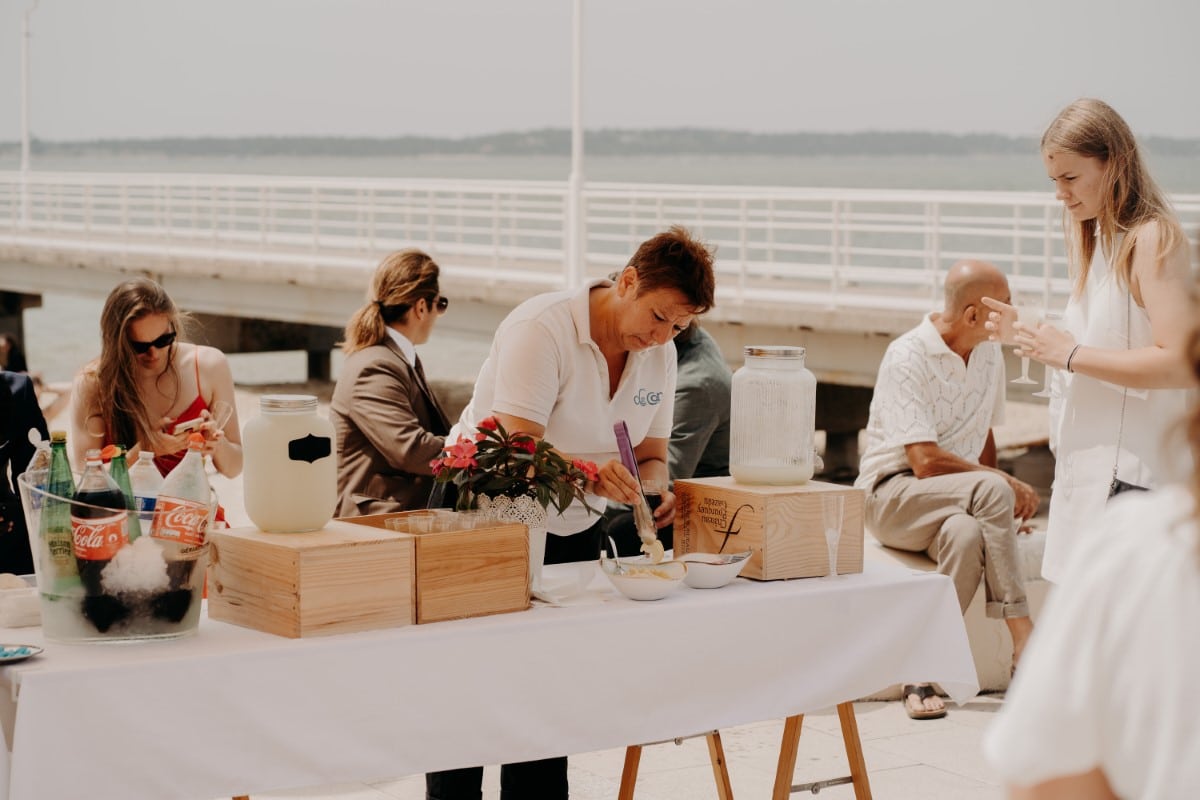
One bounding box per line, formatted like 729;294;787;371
633;388;663;406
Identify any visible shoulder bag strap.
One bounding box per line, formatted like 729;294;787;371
1112;290;1131;485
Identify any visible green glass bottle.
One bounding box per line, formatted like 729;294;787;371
107;447;142;542
40;430;80;593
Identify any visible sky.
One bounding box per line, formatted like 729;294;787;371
0;0;1198;142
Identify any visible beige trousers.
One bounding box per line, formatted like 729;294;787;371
866;470;1029;620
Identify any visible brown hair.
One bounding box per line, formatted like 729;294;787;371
1041;98;1186;296
627;226;717;314
342;250;441;355
89;277;190;452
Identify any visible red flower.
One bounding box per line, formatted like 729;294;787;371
513;436;537;454
479;416;499;431
573;459;600;483
446;437;478;469
429;457;444;475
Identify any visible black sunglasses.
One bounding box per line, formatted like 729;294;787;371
129;330;177;355
432;296;449;314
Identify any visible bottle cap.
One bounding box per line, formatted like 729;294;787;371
50;430;67;444
744;345;805;359
84;448;102;463
187;433;206;448
260;394;318;413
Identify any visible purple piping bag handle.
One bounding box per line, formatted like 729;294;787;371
612;420;643;486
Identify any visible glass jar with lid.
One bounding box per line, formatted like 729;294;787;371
243;394;337;532
729;345;817;485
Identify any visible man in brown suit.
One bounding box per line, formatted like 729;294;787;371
331;250;451;515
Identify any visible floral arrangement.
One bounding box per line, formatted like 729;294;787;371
431;416;601;514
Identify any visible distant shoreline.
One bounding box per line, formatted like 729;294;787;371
3;128;1197;159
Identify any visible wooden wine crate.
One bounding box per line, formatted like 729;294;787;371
673;477;864;580
339;511;530;624
207;520;416;638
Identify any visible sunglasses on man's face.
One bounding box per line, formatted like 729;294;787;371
129;330;177;355
432;296;449;314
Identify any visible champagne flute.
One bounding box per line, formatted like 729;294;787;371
209;400;234;432
1031;311;1063;399
822;493;845;578
1010;305;1043;385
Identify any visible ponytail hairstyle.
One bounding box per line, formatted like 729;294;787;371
90;277;189;453
1041;98;1185;296
342;250;440;355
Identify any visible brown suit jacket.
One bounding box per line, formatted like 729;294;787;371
330;339;450;516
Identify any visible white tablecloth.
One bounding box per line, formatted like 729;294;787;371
0;562;976;800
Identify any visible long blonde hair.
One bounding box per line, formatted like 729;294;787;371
90;278;190;451
342;250;440;355
1041;98;1185;296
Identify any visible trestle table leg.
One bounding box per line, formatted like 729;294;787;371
772;714;804;800
705;731;735;800
618;744;642;800
836;702;873;799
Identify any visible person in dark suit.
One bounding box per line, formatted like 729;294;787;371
1;370;50;574
331;249;452;516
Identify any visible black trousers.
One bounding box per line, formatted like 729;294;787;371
543;516;605;564
425;758;568;800
424;517;604;799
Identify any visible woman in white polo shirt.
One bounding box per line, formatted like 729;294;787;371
432;226;715;800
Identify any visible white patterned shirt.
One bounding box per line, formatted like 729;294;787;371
855;314;1006;491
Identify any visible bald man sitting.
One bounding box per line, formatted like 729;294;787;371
855;260;1038;720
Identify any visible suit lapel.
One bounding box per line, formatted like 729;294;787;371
383;339;449;435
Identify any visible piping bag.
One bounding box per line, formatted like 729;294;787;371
613;420;665;564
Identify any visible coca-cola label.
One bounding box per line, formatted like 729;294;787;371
71;511;128;560
150;497;210;547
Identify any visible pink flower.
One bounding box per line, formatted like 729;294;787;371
479;416;499;431
429;457;444;475
573;459;600;483
446;437;478;469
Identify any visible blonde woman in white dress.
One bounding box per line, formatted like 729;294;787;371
984;98;1194;582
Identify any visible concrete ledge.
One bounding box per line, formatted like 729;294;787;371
860;529;1049;700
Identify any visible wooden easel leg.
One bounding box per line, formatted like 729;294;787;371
705;731;735;800
836;702;873;800
771;714;804;800
618;744;643;800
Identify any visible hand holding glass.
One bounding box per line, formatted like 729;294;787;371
822;493;845;578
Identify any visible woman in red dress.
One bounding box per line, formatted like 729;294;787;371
70;278;242;480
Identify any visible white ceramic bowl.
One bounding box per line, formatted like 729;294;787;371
601;558;687;601
678;551;752;589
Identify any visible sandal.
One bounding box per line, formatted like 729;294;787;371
902;684;947;720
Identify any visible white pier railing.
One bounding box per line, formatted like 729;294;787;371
2;171;1198;317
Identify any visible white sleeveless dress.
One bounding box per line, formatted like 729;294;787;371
1042;234;1193;582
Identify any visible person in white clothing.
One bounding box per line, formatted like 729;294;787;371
856;260;1039;720
984;98;1194;583
984;312;1200;799
433;226;716;800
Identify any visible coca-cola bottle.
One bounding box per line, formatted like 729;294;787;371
72;448;131;632
40;431;79;593
149;434;212;620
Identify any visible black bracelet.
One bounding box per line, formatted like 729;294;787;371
1066;344;1082;373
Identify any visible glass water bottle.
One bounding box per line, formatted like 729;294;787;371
729;346;817;485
